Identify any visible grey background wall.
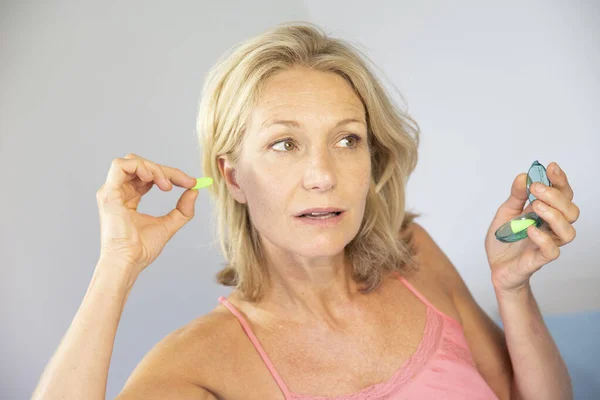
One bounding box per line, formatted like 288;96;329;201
1;1;598;398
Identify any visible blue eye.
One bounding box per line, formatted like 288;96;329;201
270;134;363;152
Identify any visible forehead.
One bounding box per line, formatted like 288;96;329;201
252;67;366;122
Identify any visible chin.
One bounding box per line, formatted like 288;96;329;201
292;238;350;257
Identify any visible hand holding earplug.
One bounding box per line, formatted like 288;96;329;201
95;153;212;281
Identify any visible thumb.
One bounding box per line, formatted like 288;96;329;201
491;173;530;225
160;188;199;239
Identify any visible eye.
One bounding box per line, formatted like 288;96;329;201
270;134;363;152
339;134;362;148
271;138;297;152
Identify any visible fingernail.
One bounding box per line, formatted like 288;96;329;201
536;201;547;211
554;163;560;174
535;183;546;193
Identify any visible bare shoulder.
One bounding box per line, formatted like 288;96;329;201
402;221;493;316
398;221;462;321
400;221;494;322
402;221;513;399
116;302;242;400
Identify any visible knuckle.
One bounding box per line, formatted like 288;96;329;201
140;159;156;173
137;160;154;177
96;188;109;204
572;204;580;222
547;246;560;261
553;247;561;260
569;226;576;242
156;166;168;180
125;153;138;159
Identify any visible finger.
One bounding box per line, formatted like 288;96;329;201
158;188;199;240
126;165;197;209
532;200;577;246
123;153;196;190
492;173;529;223
105;158;154;191
530;182;580;224
133;160;173;191
546;162;574;201
131;178;154;195
107;155;197;193
526;225;561;269
123;153;155;184
159;165;198;190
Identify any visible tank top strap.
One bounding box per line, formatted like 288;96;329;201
218;296;292;399
395;273;461;325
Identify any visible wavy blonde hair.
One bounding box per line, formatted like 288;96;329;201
197;22;422;302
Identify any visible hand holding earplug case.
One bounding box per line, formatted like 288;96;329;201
495;160;552;243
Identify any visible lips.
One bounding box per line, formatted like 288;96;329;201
295;207;345;217
298;211;342;218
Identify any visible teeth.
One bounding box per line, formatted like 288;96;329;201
303;212;338;218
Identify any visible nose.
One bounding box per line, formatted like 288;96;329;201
302;148;337;191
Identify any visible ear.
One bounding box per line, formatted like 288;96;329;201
218;155;247;205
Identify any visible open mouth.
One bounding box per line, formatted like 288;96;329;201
297;211;343;219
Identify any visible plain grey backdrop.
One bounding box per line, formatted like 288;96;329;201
1;0;599;398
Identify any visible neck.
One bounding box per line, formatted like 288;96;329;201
251;251;370;330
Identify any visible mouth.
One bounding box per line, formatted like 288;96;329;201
295;211;344;220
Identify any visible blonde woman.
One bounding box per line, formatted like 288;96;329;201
33;22;578;400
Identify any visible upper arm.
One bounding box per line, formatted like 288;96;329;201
115;327;218;400
405;222;514;400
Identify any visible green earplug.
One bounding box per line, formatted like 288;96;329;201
192;177;213;190
510;218;536;234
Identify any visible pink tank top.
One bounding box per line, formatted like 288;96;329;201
218;274;499;400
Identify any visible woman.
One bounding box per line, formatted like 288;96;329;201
33;22;578;400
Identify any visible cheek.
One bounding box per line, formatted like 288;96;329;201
244;167;289;215
252;155;283;179
344;159;371;191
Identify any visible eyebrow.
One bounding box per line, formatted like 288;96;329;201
260;117;366;130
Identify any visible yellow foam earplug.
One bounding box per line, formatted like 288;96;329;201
510;218;536;234
192;177;213;190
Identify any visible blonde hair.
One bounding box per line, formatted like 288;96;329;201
197;22;422;302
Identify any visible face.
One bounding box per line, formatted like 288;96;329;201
219;66;371;261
